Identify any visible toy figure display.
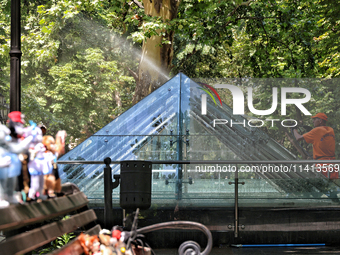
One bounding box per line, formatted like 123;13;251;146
27;126;67;200
0;112;37;207
0;111;68;205
78;228;151;255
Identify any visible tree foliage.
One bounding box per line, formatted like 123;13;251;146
0;0;339;158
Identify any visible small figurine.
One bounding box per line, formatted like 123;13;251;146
8;111;26;142
7;113;43;201
99;229;112;246
0;125;22;207
79;233;101;255
27;142;53;200
92;240;102;255
100;243;113;255
42;130;67;197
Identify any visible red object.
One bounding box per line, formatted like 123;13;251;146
8;111;24;124
112;229;121;239
311;113;328;121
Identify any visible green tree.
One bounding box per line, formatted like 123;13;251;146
1;0;340;155
1;0;136;142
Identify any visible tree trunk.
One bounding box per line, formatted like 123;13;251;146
114;89;122;108
133;0;180;104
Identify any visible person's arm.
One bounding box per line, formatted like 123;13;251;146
293;128;305;141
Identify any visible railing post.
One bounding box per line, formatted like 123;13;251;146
103;157;120;228
228;164;245;238
104;157;113;229
234;165;239;238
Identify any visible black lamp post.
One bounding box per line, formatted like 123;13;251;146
9;0;21;112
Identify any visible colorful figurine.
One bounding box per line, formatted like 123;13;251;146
27;142;53;199
42;130;67;197
0;125;21;207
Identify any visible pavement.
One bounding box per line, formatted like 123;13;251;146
153;245;340;254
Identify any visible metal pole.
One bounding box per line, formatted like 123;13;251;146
176;73;183;200
10;0;21;112
104;157;113;229
234;165;239;238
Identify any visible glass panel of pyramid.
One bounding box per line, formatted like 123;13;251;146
58;73;339;207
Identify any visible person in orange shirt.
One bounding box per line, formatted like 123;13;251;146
293;113;337;179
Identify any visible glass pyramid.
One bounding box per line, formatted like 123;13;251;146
58;73;339;207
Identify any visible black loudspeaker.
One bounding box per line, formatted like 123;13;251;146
120;161;152;210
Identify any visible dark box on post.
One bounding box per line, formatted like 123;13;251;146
120;161;152;210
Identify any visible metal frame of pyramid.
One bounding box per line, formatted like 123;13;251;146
58;73;337;206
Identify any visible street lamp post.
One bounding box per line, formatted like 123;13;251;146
9;0;21;112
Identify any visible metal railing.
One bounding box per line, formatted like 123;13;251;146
58;159;340;237
58;159;340;164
